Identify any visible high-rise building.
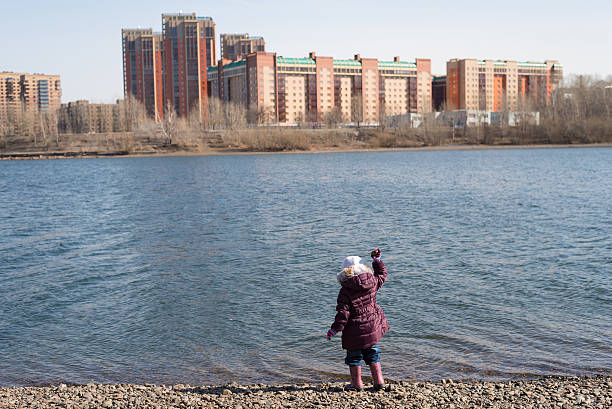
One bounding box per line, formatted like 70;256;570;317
0;72;61;121
57;100;115;134
432;75;447;111
197;16;216;68
207;58;248;106
445;59;563;111
121;13;215;122
220;34;265;61
207;52;432;124
122;29;164;120
161;13;212;121
0;72;21;121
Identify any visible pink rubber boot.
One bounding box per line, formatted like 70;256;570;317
369;362;385;391
346;366;364;391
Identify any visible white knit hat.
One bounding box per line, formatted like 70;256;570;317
337;256;371;283
342;256;365;270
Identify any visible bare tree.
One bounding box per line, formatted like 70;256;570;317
351;92;363;128
294;111;306;128
159;100;178;145
324;107;343;129
225;102;247;129
261;105;276;124
207;98;226;130
378;102;388;131
246;106;259;125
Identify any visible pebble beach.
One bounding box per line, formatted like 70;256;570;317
1;376;610;408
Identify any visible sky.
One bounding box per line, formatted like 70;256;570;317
2;0;611;103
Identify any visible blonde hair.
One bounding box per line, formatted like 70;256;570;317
341;264;372;279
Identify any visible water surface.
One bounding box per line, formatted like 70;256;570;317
1;147;610;386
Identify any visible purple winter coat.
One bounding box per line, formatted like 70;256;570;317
331;260;390;350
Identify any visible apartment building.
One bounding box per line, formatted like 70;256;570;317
0;72;21;120
208;59;248;106
161;13;212;121
432;75;447;111
0;72;61;120
122;13;215;122
199;16;216;68
446;59;563;111
220;34;265;61
208;52;432;124
122;29;163;120
57;100;115;134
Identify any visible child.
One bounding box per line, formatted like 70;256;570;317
326;248;389;391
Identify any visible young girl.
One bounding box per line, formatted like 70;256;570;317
326;249;389;391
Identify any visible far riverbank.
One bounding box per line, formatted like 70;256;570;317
2;142;612;161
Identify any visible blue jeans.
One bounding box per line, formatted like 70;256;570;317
345;344;381;367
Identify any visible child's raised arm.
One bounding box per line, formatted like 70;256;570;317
371;248;387;290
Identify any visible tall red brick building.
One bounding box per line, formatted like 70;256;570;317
162;13;212;121
122;29;163;120
122;13;215;122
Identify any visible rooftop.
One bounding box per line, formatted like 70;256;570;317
378;61;417;69
223;60;246;69
275;56;418;68
276;57;316;66
474;60;562;69
162;13;213;21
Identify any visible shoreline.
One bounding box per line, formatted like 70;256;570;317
1;142;611;161
1;376;609;408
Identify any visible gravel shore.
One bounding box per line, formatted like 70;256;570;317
1;376;609;408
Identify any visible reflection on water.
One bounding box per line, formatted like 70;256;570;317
1;148;611;386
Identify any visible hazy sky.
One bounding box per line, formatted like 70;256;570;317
2;0;610;103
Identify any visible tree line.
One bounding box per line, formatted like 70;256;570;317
1;75;611;151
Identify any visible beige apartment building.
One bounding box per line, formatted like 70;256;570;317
0;72;61;121
208;52;432;124
446;59;563;111
57;100;115;134
220;34;265;61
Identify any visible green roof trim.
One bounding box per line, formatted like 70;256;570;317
275;56;419;69
477;60;552;68
276;57;316;66
223;60;246;69
208;66;218;74
333;59;362;67
378;61;417;69
518;62;548;68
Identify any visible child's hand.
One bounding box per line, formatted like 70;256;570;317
371;248;381;261
326;328;336;341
